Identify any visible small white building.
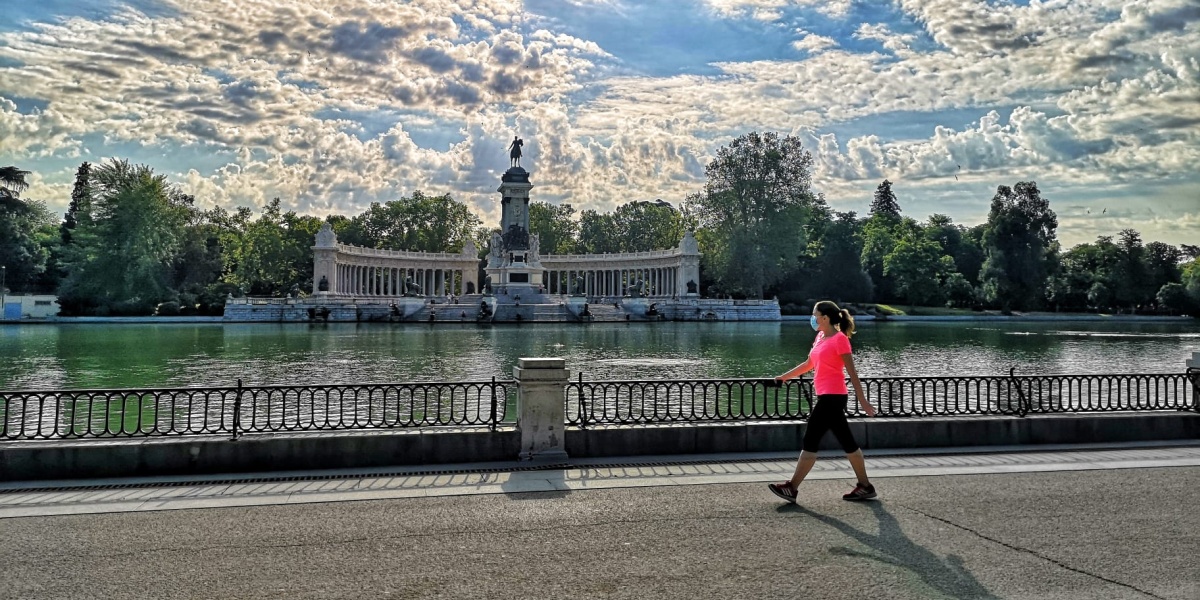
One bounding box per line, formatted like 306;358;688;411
1;294;60;320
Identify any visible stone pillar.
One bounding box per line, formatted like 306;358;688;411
514;357;570;462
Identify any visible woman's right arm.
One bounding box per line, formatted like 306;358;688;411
776;359;812;382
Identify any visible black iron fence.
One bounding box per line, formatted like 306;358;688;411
4;371;1197;439
0;379;516;440
568;371;1199;426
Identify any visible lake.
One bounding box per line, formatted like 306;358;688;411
1;320;1198;390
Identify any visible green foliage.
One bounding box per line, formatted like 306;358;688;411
803;210;872;302
884;230;953;307
1156;283;1195;315
1183;260;1200;305
684;132;821;298
57;159;194;314
578;200;685;254
219;198;318;296
528;202;578;255
980;182;1058;311
0;195;55;293
869;179;901;221
338;191;480;252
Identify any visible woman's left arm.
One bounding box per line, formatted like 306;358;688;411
842;353;875;417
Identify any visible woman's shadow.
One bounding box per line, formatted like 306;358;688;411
780;501;998;599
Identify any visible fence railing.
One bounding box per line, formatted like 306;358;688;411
4;371;1197;439
568;371;1198;426
1;379;516;440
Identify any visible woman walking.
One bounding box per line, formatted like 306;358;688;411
769;301;877;502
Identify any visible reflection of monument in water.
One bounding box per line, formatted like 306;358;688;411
222;137;779;323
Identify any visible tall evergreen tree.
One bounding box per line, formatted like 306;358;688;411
62;162;91;245
979;182;1058;311
869;179;901;221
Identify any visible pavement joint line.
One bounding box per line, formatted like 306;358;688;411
897;502;1169;600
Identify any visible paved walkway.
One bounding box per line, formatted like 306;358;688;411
1;443;1197;599
2;442;1198;518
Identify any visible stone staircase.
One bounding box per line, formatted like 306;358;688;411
578;303;628;322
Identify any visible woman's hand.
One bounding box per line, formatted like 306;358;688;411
860;401;876;417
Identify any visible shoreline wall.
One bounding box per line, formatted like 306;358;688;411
3;413;1197;482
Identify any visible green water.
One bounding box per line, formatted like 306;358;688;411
1;320;1197;389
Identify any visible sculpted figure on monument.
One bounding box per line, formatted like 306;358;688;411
508;136;524;168
317;275;329;292
315;222;337;247
629;279;645;298
404;276;422;297
687;279;698;294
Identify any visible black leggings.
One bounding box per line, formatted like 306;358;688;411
802;394;860;453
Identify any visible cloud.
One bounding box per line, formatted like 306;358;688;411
0;0;1196;248
792;29;839;54
704;0;856;21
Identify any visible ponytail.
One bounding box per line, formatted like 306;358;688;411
838;309;856;338
814;300;856;338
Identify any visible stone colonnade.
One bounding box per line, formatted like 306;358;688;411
312;226;479;298
540;237;700;298
333;262;473;297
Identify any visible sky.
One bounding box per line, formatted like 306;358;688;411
1;0;1198;248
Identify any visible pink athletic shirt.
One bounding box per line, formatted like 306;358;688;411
809;331;852;395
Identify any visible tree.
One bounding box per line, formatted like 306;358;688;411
1182;259;1200;309
1156;282;1195;316
884;231;953;308
0;193;55;293
925;214;986;285
803;210;872;302
0;166;32;207
1144;241;1182;303
613;200;684;252
684;132;822;298
57;159;193;314
577;209;621;254
528;202;578;255
1113;228;1148;310
61;162;90;245
339;191;480;253
220;198;321;296
979;182;1058;311
869;179;901;221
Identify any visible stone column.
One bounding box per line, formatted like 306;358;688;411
515;357;570;462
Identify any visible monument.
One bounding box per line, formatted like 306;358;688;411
485;154;543;297
224;133;782;322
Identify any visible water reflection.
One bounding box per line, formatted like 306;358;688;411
0;320;1196;389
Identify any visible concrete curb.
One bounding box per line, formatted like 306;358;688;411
3;413;1197;482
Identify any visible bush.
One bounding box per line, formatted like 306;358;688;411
155;301;181;316
108;298;155;316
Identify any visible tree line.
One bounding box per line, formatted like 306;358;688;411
2;134;1198;317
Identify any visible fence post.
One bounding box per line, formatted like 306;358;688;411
1187;352;1200;414
231;379;243;441
1010;367;1029;417
489;376;499;431
514;357;570;463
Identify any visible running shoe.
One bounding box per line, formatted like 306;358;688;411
842;482;877;501
768;481;798;503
